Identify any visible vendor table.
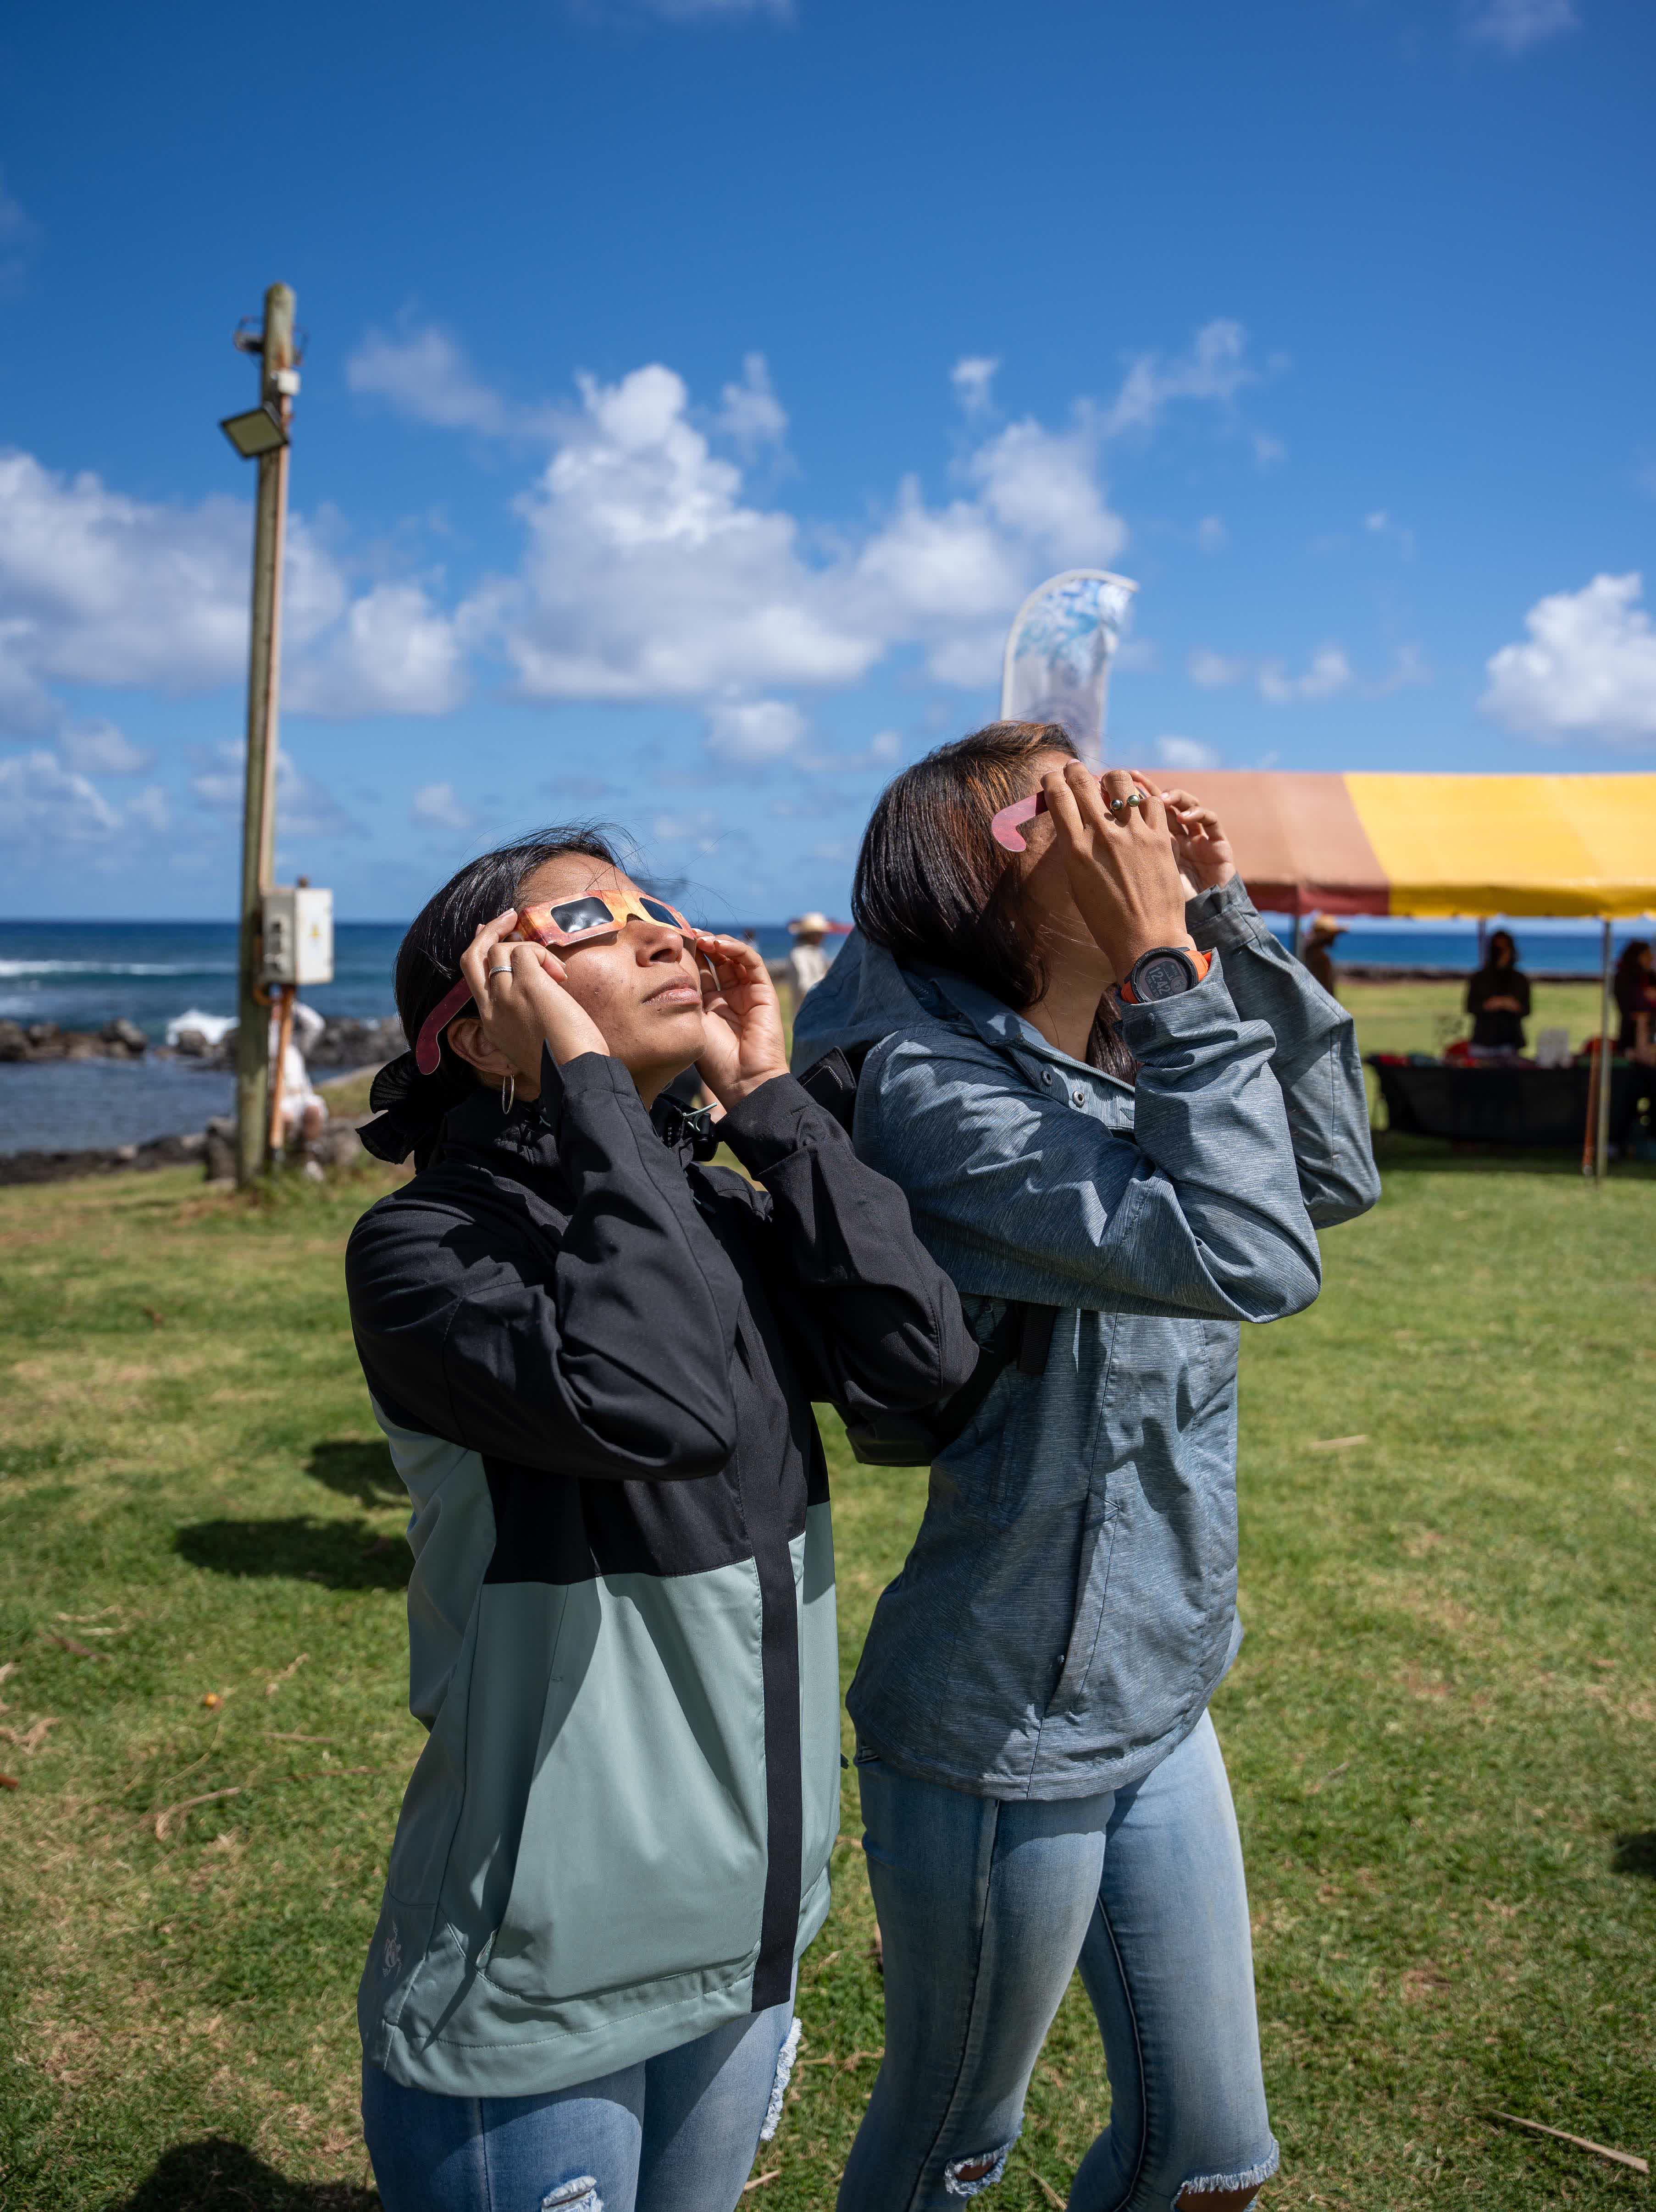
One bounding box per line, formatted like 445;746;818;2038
1368;1057;1645;1148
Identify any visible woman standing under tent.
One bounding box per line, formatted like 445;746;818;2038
345;827;973;2212
795;725;1379;2212
1464;930;1531;1055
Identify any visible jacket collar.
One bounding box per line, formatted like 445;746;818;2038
921;966;1133;1099
435;1067;709;1176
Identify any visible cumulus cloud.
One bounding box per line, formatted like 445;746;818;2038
1188;642;1352;703
950;357;999;416
1466;0;1579;55
1100;320;1254;439
0;749;120;845
1154;735;1221;771
1258;646;1351;704
191;740;364;841
347;324;554;438
59;719;152;775
706;697;808;763
0;448;465;735
716;353;789;454
1189;648;1248;688
411;781;476;832
1480;572;1656;743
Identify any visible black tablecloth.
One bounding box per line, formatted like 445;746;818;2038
1368;1059;1645;1148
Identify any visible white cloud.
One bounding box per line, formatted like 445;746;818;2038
286;581;465;716
1196;516;1227;553
706;696;807;763
1466;0;1579;55
126;785;171;833
1100;320;1253;439
59;718;151;775
1480;572;1656;743
346;325;552;438
411;781;476;832
1258;645;1351;704
950;357;1000;416
1252;432;1287;468
966;417;1127;565
1371;642;1432;695
1189;648;1248;688
1154;735;1221;771
0;749;120;846
0;448;464;735
1364;509;1416;557
716;353;788;454
190;740;364;840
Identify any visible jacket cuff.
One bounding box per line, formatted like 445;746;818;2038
718;1072;841;1177
1115;954;1242;1057
1185;874;1274;955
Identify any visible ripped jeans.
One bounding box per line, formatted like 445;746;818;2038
362;1998;797;2212
837;1713;1279;2212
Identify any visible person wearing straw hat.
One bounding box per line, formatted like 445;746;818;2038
787;913;833;1009
1300;913;1345;998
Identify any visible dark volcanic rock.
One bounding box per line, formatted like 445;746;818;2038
0;1130;206;1188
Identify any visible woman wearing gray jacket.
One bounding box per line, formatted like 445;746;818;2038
794;725;1379;2212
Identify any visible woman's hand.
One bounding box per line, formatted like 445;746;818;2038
1042;764;1193;980
459;911;610;1072
1132;776;1237;895
692;931;790;1110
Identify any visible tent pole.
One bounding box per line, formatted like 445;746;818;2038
1594;918;1614;1181
1290;912;1304;958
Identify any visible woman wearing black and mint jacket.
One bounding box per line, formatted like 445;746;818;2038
346;826;973;2212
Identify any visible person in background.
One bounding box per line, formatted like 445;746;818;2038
270;997;327;1148
786;913;832;1010
1614;940;1656;1063
1300;914;1344;998
1465;930;1531;1056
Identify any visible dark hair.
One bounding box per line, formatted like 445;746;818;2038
361;825;622;1166
1615;938;1651;989
853;721;1135;1080
1486;930;1518;969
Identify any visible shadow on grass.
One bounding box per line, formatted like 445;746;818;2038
306;1439;404;1510
1612;1830;1656;1879
108;2137;377;2210
174;1517;409;1591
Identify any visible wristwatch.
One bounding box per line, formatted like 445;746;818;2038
1117;944;1213;1005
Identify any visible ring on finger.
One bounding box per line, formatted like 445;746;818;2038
1108;791;1145;819
487;962;514;977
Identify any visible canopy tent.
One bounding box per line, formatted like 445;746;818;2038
1161;771;1656;1178
1167;771;1656;920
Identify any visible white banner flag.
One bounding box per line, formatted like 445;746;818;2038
1000;569;1139;768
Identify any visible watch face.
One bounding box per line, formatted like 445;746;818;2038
1135;951;1196;1001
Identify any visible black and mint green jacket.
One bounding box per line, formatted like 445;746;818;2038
345;1053;973;2097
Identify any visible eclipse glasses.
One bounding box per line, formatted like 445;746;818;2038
414;891;693;1075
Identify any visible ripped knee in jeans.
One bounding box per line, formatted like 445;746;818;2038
944;2137;1016;2197
541;2179;603;2212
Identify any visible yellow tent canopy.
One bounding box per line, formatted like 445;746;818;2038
1169;771;1656;920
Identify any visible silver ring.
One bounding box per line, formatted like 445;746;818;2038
1108;791;1145;819
487;963;514;977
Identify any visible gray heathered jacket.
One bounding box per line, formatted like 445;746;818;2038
792;877;1380;1801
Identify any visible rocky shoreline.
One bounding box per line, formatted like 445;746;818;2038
0;1013;405;1068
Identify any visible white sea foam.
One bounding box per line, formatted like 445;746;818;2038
166;1009;237;1046
0;960;234;978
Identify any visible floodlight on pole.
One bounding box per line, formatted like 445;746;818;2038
220;402;288;458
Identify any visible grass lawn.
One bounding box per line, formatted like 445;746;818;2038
3;999;1653;2209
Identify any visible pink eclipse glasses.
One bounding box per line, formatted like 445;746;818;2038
414;891;693;1074
990;776;1151;853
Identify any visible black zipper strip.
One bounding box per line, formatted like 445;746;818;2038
740;1445;803;2012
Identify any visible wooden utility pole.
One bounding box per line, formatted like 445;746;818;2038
233;283;296;1186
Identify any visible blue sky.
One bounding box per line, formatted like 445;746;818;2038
1;0;1652;921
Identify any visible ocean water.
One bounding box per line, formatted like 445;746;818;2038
0;914;1644;1158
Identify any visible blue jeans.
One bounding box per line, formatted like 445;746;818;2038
362;2000;798;2212
837;1713;1278;2211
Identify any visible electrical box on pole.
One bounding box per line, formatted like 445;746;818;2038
261;886;334;987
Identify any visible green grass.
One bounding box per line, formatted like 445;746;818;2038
2;1048;1653;2208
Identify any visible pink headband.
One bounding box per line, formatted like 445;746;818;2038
414;979;474;1076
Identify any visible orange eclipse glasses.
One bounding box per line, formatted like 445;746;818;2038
415;891;693;1074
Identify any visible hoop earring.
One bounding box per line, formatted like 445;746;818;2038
500;1074;515;1114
